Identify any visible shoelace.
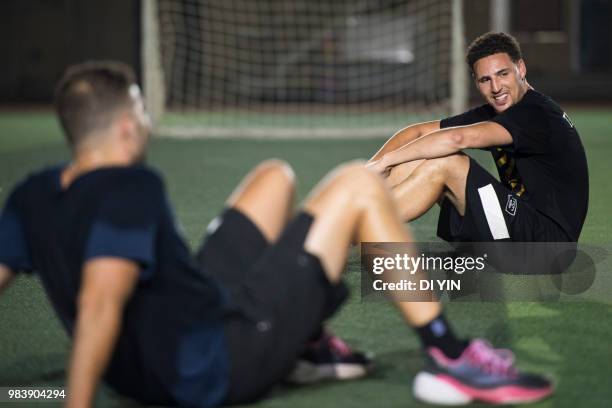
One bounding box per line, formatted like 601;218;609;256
465;340;517;377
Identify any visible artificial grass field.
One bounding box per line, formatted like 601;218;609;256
0;110;611;408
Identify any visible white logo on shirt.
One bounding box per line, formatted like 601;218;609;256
505;195;518;216
562;112;575;128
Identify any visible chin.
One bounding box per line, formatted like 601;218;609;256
491;101;512;113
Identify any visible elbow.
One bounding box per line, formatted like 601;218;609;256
448;127;481;150
449;131;468;150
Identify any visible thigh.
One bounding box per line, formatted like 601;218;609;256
196;208;269;288
223;212;348;404
385;159;425;188
225;160;295;243
438;158;515;242
438;158;568;243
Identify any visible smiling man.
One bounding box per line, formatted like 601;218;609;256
368;32;588;245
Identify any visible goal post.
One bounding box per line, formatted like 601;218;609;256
142;0;468;138
141;0;166;126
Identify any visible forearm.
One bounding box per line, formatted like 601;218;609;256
380;128;463;167
66;302;123;408
0;264;15;294
370;120;440;162
377;121;512;169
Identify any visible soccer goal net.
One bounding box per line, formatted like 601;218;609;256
142;0;467;138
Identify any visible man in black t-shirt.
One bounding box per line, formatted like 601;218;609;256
368;32;588;246
0;61;553;406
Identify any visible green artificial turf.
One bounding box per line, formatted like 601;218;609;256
0;110;611;407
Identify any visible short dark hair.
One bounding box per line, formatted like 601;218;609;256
466;32;523;72
54;61;137;147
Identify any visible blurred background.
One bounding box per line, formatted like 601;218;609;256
2;0;611;100
1;3;611;407
1;0;611;138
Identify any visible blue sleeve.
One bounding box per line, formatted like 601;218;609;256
83;171;165;280
85;222;156;268
0;189;33;272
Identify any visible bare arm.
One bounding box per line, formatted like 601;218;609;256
373;121;512;171
369;120;441;162
0;264;15;294
66;258;139;408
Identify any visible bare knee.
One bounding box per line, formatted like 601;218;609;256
439;153;469;173
415;154;469;182
253;159;296;190
331;160;389;202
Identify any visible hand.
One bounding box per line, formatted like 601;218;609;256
366;158;392;178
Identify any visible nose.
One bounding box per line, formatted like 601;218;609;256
491;78;501;93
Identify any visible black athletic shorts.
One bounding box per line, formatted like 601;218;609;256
437;157;570;242
437;158;575;274
195;209;348;404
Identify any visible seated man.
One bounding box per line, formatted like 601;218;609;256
0;61;552;407
368;32;588;249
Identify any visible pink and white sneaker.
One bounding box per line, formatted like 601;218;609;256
413;339;554;405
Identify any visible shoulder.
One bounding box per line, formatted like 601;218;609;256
516;90;558;114
504;90;574;132
103;165;164;188
2;164;64;206
495;90;552;126
99;166;167;206
94;167;168;224
91;166;166;200
441;104;495;128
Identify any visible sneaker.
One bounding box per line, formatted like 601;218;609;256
413;339;553;405
287;331;373;384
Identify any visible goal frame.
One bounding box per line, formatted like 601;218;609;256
141;0;468;139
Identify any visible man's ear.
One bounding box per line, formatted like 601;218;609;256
517;59;527;81
116;111;137;143
471;70;480;89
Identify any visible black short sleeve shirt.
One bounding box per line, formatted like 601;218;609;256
440;90;589;241
0;165;230;407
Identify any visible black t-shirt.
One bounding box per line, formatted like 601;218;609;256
440;89;589;241
0;165;229;407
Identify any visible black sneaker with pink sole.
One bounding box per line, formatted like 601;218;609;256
287;331;373;384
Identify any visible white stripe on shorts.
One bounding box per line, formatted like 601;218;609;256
477;184;510;240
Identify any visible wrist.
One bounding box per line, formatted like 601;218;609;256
380;154;392;168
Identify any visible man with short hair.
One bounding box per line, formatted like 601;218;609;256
0;61;552;407
369;32;588;246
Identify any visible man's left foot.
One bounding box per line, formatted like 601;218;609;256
413;339;554;405
287;331;373;384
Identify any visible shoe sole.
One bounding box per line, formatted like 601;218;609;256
287;361;370;384
413;372;553;405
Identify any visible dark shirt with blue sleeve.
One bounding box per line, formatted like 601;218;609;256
0;165;229;407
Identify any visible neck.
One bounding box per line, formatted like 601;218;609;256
61;144;133;189
519;80;532;97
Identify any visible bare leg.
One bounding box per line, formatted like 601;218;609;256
390;154;470;222
226;159;295;243
302;161;441;327
384;159;425;188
